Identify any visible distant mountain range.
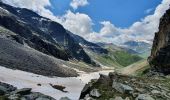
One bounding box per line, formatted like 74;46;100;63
123;41;152;58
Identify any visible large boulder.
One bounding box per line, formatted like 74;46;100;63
112;82;134;94
0;86;8;95
135;94;154;100
90;89;101;98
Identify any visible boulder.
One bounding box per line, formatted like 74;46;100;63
114;96;124;100
90;89;101;98
84;94;96;100
112;82;134;94
24;92;55;100
135;94;155;100
151;90;160;94
0;86;8;95
7;94;20;100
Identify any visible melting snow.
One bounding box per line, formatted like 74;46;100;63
0;66;113;100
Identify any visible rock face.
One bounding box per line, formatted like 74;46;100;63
149;8;170;74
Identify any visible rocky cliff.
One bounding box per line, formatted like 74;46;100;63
149;8;170;75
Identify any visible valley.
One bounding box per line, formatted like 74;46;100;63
0;0;170;100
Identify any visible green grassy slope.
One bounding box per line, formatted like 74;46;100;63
85;48;143;68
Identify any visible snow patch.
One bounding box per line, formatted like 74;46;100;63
0;66;113;100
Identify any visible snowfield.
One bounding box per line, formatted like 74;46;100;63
0;66;113;100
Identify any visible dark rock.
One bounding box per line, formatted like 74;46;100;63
0;86;8;95
79;83;93;99
59;97;71;100
149;8;170;75
37;84;41;86
11;88;31;95
49;84;67;93
0;82;17;92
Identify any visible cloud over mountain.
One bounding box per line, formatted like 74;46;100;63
2;0;170;44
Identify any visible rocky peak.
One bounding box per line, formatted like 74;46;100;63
149;8;170;74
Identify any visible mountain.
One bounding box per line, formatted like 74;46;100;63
86;42;143;68
68;32;108;54
97;42;138;54
149;8;170;75
0;1;103;77
0;2;97;66
123;41;152;58
0;1;143;77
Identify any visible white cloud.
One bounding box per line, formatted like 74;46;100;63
70;0;89;10
2;0;170;44
99;21;121;37
60;10;93;38
1;0;62;22
87;0;170;44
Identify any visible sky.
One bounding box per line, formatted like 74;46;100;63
2;0;170;44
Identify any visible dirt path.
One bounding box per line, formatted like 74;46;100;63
119;60;148;75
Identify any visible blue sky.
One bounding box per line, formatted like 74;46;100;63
2;0;170;44
49;0;161;31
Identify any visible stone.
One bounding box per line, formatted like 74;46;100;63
11;88;32;95
112;82;134;94
84;94;96;100
125;97;130;100
50;84;67;92
24;92;55;100
60;97;71;100
135;94;155;100
7;94;20;100
135;88;145;93
114;96;124;100
151;90;160;94
0;86;8;95
90;89;101;98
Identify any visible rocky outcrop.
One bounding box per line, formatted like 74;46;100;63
149;8;170;74
0;82;55;100
80;72;170;100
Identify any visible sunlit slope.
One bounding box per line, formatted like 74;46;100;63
119;59;149;75
84;47;143;68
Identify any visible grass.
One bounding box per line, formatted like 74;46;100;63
85;48;143;68
113;51;143;67
134;64;150;76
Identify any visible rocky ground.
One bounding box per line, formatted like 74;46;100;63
80;72;170;100
0;82;55;100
